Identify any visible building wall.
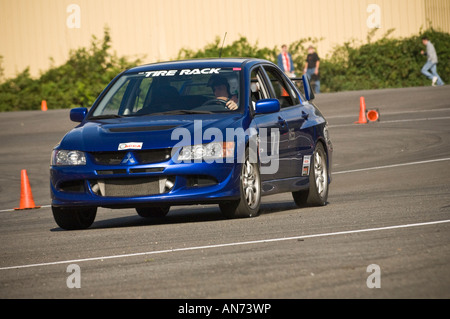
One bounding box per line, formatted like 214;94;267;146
0;0;448;79
425;0;450;31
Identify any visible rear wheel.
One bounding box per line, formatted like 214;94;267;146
220;150;261;218
136;206;170;218
52;206;97;230
292;142;328;207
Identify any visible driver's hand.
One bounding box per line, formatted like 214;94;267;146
226;100;238;110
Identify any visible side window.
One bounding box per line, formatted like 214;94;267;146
250;67;269;107
264;66;300;108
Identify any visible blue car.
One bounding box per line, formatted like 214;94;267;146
50;58;333;230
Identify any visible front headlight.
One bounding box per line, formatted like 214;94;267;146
177;142;235;162
52;150;86;166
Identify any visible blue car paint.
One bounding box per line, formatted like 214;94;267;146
50;58;332;209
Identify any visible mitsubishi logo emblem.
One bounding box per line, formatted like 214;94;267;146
121;152;137;165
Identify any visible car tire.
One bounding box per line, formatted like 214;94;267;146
220;149;261;218
52;206;97;230
292;142;328;207
136;206;170;218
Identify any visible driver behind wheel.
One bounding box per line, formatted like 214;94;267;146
207;75;238;110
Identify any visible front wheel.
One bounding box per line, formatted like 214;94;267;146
52;206;97;230
292;142;329;207
220;150;261;218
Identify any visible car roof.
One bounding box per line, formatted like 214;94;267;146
126;58;268;74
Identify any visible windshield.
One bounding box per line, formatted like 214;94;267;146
91;67;241;118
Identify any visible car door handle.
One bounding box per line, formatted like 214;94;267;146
278;116;287;126
301;111;309;120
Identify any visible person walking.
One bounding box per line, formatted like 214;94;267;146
303;46;321;93
421;36;444;86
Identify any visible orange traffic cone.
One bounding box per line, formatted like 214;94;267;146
14;170;40;210
367;108;380;122
41;100;48;111
354;96;368;124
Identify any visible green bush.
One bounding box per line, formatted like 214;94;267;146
177;35;278;61
178;28;449;93
320;28;450;92
0;27;448;111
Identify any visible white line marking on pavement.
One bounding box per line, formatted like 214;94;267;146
333;157;450;175
325;107;450;120
329;116;450;128
0;205;50;213
1;159;449;212
1;219;449;271
370;116;450;124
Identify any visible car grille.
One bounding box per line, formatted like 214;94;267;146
90;149;172;165
90;177;172;197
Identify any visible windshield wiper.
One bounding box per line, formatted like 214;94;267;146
144;110;213;116
89;114;124;120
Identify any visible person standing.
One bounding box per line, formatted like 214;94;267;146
277;45;295;77
421;36;444;86
303;46;321;93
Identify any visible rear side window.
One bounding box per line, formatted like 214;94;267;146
263;66;300;108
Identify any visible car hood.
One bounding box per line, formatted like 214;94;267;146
58;113;245;152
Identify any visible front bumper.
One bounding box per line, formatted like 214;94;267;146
50;160;242;208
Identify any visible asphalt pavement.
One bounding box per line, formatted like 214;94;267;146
0;85;449;299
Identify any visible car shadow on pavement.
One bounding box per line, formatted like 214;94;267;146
89;206;226;230
50;200;306;231
259;201;299;215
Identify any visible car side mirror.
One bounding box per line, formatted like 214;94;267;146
70;107;88;122
254;99;280;114
302;74;315;101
